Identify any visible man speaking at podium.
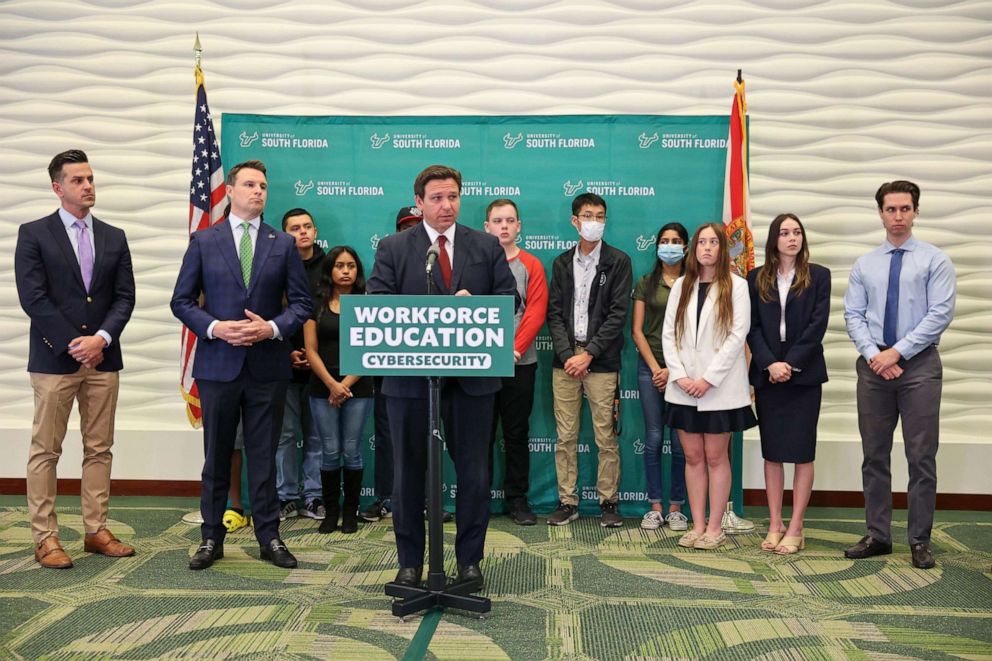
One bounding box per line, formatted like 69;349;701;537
367;165;517;590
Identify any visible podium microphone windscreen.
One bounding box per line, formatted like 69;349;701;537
425;240;441;273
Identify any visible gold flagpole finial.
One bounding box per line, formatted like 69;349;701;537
194;32;202;69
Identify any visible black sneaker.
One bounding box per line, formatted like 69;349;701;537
358;498;391;523
301;498;326;521
600;501;623;528
510;507;538;526
547;502;578;526
509;499;537;526
278;500;298;522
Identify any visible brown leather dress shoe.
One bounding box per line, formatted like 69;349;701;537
35;537;73;569
84;529;135;557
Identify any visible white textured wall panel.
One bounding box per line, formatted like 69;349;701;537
1;0;989;492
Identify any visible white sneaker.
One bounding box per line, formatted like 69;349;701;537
721;503;755;534
665;510;689;531
640;510;664;530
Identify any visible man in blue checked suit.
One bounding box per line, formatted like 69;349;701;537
172;159;312;570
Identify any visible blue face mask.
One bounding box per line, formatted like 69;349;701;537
657;243;685;265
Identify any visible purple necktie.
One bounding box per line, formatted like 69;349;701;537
74;220;94;292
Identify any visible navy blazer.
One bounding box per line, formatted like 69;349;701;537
170;219;312;383
15;211;135;374
366;221;518;398
746;263;831;389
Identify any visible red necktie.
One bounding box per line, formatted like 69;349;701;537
437;235;452;290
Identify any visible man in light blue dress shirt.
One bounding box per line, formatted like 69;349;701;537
843;180;956;569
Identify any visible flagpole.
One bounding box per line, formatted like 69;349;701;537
722;68;755;534
194;32;202;70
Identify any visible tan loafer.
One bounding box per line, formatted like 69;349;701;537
677;530;703;548
84;529;135;557
694;532;727;550
35;537;73;569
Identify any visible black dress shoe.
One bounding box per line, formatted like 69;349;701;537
394;565;423;587
189;539;223;570
424;508;454;523
844;535;893;559
911;542;935;569
260;539;298;568
456;563;484;587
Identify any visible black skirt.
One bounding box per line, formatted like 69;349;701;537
665;403;757;434
754;383;821;463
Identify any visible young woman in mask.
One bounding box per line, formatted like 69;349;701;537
305;246;374;535
747;214;830;555
631;223;690;532
662;223;756;550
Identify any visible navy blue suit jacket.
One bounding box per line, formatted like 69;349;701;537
15;211;135;374
366;221;517;398
170;219;312;382
746;263;831;389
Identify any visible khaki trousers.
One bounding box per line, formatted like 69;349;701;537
27;368;119;544
552;360;620;506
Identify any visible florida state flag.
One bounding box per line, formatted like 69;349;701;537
722;77;755;276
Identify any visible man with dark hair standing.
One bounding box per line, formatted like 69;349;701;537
172;160;312;570
483;198;548;526
843;180;956;569
546;192;632;528
366;165;517;590
15;149;136;568
275;208;326;523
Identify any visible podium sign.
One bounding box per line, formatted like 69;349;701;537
340;295;515;377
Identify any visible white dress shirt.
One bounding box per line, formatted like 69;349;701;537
776;268;794;342
422;223;456;271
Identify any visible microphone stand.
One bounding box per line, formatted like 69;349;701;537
383;255;491;620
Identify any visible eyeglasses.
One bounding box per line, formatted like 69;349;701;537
577;213;607;222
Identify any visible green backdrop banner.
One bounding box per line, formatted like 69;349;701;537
221;113;744;518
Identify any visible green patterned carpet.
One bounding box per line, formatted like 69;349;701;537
1;496;990;660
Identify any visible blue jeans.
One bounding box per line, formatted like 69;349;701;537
637;356;686;505
276;382;322;502
310;396;373;471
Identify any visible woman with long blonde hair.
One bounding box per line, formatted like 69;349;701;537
662;223;756;550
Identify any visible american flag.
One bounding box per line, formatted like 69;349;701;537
180;64;225;428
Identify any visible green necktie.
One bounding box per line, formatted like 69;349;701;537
239;221;253;287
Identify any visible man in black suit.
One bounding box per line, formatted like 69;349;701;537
15;149;136;568
366;165;517;589
171;160;312;570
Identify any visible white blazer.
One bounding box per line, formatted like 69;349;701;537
662;273;751;411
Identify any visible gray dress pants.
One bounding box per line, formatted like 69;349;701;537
856;346;942;545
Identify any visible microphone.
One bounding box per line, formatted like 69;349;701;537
425;240;440;274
